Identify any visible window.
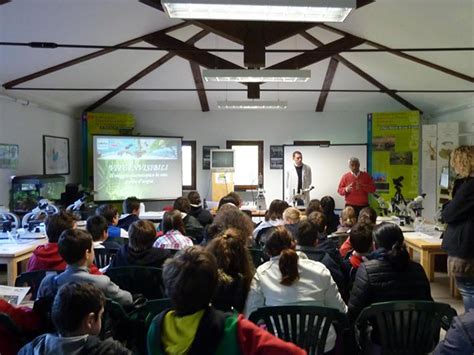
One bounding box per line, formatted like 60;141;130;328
226;140;263;190
182;140;196;190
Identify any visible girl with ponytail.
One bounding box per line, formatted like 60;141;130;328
348;222;432;323
245;226;347;353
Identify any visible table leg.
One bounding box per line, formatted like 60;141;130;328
420;250;433;282
6;258;18;286
407;247;414;260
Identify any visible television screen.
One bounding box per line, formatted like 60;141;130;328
93;135;182;201
211;150;234;171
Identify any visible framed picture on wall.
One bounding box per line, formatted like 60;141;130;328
270;145;284;169
0;143;19;169
202;145;219;170
43;135;70;175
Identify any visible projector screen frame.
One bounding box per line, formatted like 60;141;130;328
92;134;184;202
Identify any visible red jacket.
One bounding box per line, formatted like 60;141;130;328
27;243;102;275
337;171;376;206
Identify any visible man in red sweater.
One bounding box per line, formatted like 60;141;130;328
337;157;376;217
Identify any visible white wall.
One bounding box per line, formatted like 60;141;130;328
430;105;474;145
132;110;368;207
0;98;81;208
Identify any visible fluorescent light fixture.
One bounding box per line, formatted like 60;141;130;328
217;100;287;110
203;69;311;83
161;0;356;22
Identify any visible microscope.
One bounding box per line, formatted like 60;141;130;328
21;199;59;236
0;207;20;239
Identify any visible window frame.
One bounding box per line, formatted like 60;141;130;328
182;140;196;191
226;140;264;191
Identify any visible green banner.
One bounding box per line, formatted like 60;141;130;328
368;111;420;208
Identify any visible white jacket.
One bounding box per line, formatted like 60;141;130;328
285;163;312;206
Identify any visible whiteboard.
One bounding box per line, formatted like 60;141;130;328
283;145;367;210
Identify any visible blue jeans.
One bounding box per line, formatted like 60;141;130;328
455;276;474;312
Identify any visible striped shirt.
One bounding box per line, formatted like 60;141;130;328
153;230;193;250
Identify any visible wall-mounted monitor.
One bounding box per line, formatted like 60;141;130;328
93;135;182;201
211;149;235;172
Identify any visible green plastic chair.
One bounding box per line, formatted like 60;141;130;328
105;266;165;300
355;301;457;355
15;270;62;300
248;305;349;355
93;247;119;269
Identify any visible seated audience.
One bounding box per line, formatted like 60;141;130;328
245;226;347;353
336;206;357;234
206;204;254;246
253;199;289;246
38;229;133;306
320;196;339;235
295;218;349;301
111;220;171;268
283;206;301;238
19;283;131;354
86;215;121;250
187;191;213;228
348;222;432;323
28;211;76;272
173;197;205;244
206;228;254;313
357;206;377;225
434;309;474;355
217;191;244;210
147;246;305;355
306;212;340;258
117;196;141;231
342;222;374;283
154;210;193;250
305;199;323;216
95;204;128;239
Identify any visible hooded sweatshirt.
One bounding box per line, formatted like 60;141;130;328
110;244;171;268
27;243;66;272
18;333;132;355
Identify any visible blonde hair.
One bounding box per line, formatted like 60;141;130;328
451;146;474;178
283;207;301;224
341;206;357;227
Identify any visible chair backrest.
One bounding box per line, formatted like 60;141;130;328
105;266;165;300
248;248;269;268
94;248;119;269
15;270;62;300
355;301;457;355
249;305;349;355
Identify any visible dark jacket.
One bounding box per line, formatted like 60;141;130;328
183;214;205;244
434;309;474;355
441;177;474;258
110;244;171;268
117;214;140;231
189;205;213;228
325;212;339;235
212;271;248;313
348;252;432;322
18;333;132;355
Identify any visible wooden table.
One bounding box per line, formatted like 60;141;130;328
0;239;47;286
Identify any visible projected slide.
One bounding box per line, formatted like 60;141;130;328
93;136;182;201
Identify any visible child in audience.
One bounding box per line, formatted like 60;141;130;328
282;206;301;238
320;196;339;235
187;191;213;228
217;192;244;210
253;199;289;245
206;228;254;313
336;206;357;234
206;204;254;246
305;199;323;216
342;222;374;283
154;210;193;250
340;207;377;257
147;246;305;355
111;220;171;268
245;226;347;353
86;215;121;250
348;223;432;323
434;309;474;355
19;283;132;354
118;196;141;231
173;197;205;244
95;204;128;239
27;211;76;272
38;229;133;306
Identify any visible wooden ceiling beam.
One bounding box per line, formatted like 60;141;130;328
190;20;246;45
262;22;316;47
319;24;474;83
138;0;163;11
244;23;265;68
300;31;421;112
84;30;208;112
247;83;260;99
3;23;190;89
268;35;365;69
316;58;339;112
190;62;210;111
0;0;11;5
356;0;375;8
